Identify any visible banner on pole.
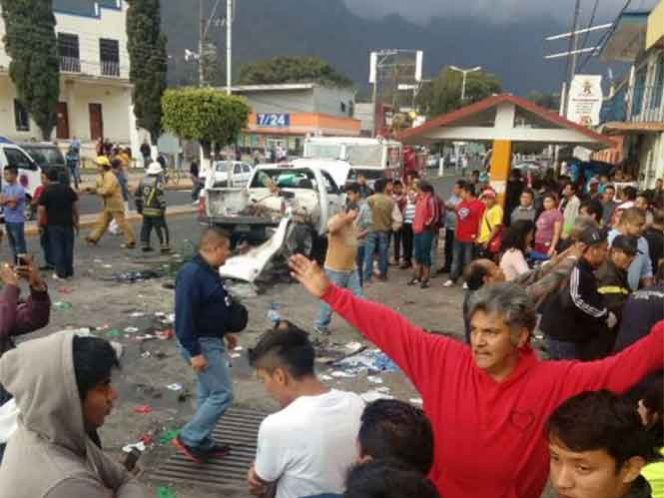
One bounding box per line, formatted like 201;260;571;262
567;75;603;127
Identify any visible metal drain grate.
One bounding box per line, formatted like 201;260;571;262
151;407;269;489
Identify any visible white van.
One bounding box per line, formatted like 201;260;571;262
0;137;43;219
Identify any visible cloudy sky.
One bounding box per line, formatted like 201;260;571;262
344;0;658;24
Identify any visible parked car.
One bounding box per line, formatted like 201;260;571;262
200;161;253;189
19;142;69;184
0;137;43;220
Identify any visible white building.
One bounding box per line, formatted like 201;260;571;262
0;0;135;157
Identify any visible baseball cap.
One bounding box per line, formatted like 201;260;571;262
480;188;497;199
578;226;607;246
611;234;641;255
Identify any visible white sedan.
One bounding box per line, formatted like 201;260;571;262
201;161;254;188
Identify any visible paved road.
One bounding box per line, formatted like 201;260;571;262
78;189;195;217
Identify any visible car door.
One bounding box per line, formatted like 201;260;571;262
232;163;245;187
240;163;253;187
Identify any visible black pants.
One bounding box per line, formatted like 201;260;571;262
393;229;403;262
443;228;455;272
48;225;74;278
141;216;170;249
402;223;414;265
357;246;366;287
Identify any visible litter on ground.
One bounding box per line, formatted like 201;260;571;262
166;383;183;391
361;390;395;402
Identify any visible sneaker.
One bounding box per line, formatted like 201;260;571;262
172;436;208;464
443;280;455;288
205;443;231;458
462;282;469;290
52;273;61;281
313;326;331;336
407;278;420;286
420;280;430;289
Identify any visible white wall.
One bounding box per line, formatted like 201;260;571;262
0;1;129;80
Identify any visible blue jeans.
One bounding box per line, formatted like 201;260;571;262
315;269;363;331
356;246;366;287
363;231;389;281
67;161;80;189
39;228;53;268
450;240;474;282
5;222;26;264
48;225;75;278
178;337;234;450
547;338;579;360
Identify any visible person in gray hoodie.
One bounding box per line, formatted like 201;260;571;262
0;332;144;498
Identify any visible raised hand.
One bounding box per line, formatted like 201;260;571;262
288;254;330;298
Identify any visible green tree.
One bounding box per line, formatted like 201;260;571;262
1;0;59;139
127;0;168;143
417;67;502;117
162;87;250;164
239;56;353;87
527;91;560;111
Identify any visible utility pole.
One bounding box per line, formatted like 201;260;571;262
564;0;582;117
226;0;233;95
199;0;205;85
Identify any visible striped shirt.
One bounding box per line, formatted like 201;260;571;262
403;202;416;224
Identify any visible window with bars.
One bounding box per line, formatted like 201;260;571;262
100;38;120;77
14;100;29;132
57;33;80;72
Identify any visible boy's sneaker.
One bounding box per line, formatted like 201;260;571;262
443;280;455;288
172;436;208;464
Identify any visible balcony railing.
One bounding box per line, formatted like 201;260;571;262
59;56;81;73
101;60;120;77
629;84;664;123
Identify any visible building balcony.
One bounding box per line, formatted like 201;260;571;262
101;60;120;77
60;56;81;73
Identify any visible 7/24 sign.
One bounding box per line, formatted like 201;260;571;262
256;113;290;127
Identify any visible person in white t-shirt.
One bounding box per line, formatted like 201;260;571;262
247;322;365;498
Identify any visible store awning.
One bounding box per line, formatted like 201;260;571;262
600;121;664;135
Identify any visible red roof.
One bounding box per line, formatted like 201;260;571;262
397;94;615;147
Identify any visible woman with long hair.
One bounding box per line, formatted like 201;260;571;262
534;192;563;257
499;220;534;281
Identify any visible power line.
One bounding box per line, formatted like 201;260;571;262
577;0;634;71
580;0;600;51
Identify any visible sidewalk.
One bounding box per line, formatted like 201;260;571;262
24;204;198;237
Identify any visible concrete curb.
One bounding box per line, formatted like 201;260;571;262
24;206;198;237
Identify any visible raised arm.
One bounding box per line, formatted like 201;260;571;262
289;255;461;389
560;321;664;396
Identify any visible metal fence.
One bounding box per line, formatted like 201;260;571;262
101;60;120;77
59;56;81;73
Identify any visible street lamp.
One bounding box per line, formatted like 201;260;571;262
449;66;482;101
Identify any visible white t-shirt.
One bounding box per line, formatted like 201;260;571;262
500;248;530;282
255;389;365;498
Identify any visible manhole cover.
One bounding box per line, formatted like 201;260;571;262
151;407;269;489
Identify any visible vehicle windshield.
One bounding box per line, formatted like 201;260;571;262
215;161;231;172
24;147;65;167
346;145;383;167
303;143;342;160
251;169;318;190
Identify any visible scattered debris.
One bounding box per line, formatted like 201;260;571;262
330;371;355;379
367;376;384;384
133;405;152;414
166;383;183;391
57;287;74;294
155;329;174;340
106;269;162;284
318;374;333;381
124;326;139;333
156;484;177;498
333;349;399;374
122;441;146;453
96;324;110;331
267;302;282;325
141;351;151;359
129;312;146;318
230;353;241;359
53;301;73;311
345;342;363;351
106;329;122;338
409;398;423;405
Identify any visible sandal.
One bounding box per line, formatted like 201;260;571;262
407;278;420;286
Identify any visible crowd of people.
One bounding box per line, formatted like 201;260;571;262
0;160;661;498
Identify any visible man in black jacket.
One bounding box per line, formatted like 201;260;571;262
597;235;638;329
540;226;616;361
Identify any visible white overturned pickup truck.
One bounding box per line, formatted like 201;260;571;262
199;161;349;278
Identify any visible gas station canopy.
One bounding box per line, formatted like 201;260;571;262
397;94;615;150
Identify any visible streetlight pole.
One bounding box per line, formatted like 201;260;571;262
226;0;233;95
449;66;482;102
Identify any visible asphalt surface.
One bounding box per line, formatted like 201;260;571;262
78;189;195;217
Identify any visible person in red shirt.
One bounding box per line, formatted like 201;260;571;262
408;182;439;289
288;254;664;498
445;181;485;287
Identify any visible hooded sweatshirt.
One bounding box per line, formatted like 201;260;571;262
0;332;144;498
321;285;664;498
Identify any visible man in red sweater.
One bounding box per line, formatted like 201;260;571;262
288;254;664;498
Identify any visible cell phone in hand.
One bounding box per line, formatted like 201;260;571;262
16;254;28;268
123;448;141;472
